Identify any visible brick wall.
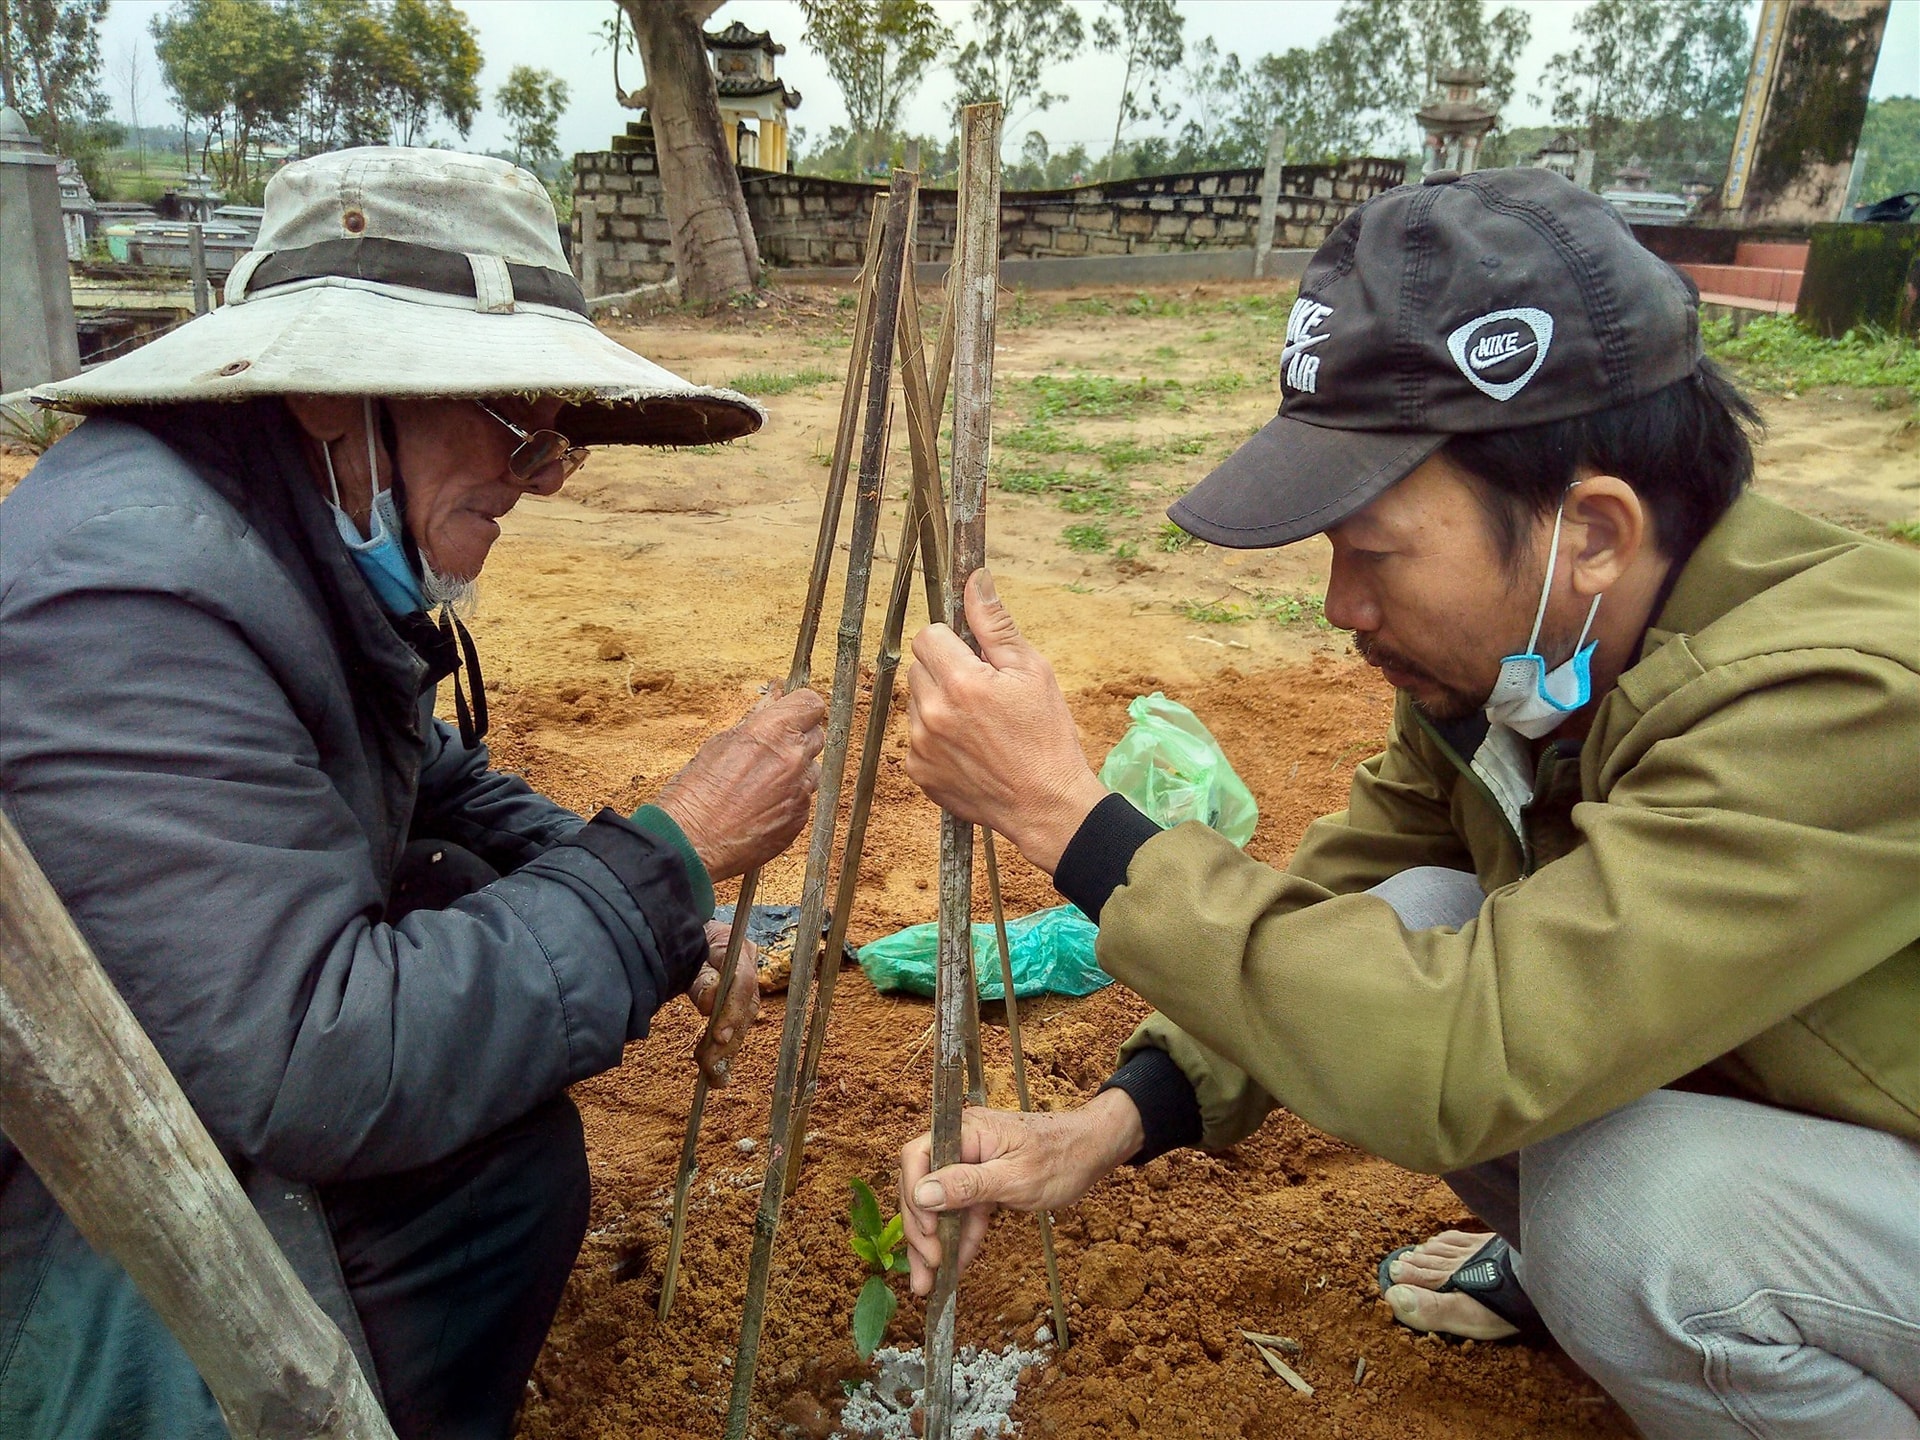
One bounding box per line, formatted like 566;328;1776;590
573;149;1404;286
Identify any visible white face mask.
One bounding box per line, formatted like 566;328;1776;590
1482;500;1602;740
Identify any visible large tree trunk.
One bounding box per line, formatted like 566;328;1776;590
621;0;760;307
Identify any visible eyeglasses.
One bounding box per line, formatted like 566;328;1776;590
473;400;589;486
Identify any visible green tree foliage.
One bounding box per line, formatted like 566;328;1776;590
1136;0;1529;171
950;0;1083;134
1092;0;1183;178
380;0;479;146
151;0;306;195
1538;0;1749;191
495;63;568;168
151;0;481;198
1852;96;1920;206
797;0;949;172
0;0;118;182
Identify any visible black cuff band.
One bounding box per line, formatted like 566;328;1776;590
566;809;709;997
1100;1048;1204;1164
1053;792;1162;922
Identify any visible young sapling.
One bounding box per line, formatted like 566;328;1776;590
848;1177;911;1361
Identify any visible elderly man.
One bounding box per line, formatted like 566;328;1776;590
898;169;1919;1437
0;149;824;1439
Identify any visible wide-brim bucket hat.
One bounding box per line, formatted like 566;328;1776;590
33;146;762;448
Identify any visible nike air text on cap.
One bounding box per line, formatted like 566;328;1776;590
1171;167;1704;548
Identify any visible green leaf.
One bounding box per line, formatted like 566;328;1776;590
879;1214;904;1256
848;1177;882;1240
853;1274;897;1361
850;1233;881;1270
888;1250;913;1274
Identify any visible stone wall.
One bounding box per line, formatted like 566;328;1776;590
572;148;1404;288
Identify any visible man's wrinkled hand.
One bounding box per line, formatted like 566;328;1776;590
687;920;760;1087
657;686;826;881
897;1090;1144;1296
905;569;1109;875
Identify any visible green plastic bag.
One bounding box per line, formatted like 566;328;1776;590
856;905;1107;1000
1097;692;1258;845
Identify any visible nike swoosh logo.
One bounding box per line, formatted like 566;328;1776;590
1469;340;1535;371
1281;332;1331;363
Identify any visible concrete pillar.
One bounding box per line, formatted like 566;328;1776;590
0;106;81;393
1253;124;1288;279
1720;0;1892;225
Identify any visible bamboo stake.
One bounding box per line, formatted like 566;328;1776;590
0;813;395;1440
724;169;918;1440
657;203;892;1322
781;186;949;1194
780;474;928;1198
925;100;1002;1440
983;831;1069;1350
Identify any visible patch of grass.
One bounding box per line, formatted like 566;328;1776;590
1886;519;1920;546
726;366;837;396
996;465;1131;514
1252;589;1331;628
1003;287;1045;329
1156;520;1198;552
997;465;1074;495
1097;436;1163;470
1053;296;1116;318
0;404;77;456
1195;329;1223;344
1022;373;1179;420
1001;421;1090;455
1150;344;1181;361
1061;521;1113;552
1703;315;1920;393
1114;541;1140;560
1178;597;1248;624
1189;370;1250;397
1166;434;1208;456
835;293;857;309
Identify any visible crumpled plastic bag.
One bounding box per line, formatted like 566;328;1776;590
1096;691;1258;845
713;902;853;994
856;904;1106;1000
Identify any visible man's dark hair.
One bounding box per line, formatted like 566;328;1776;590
1444;358;1763;574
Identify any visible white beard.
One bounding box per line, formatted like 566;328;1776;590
421;557;478;618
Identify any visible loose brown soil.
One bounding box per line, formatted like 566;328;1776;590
11;280;1910;1440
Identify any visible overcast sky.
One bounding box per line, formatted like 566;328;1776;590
99;0;1919;162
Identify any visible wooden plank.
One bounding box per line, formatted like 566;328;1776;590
0;811;395;1439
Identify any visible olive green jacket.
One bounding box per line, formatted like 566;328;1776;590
1110;493;1920;1173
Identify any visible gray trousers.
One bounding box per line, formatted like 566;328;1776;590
1371;866;1920;1440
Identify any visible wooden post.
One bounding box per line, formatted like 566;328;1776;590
1253;124;1288;279
188;220;210;315
0;811;395;1440
724;168;917;1440
925;100;1001;1440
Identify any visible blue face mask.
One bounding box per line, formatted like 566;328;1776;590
1482;499;1603;740
323;398;425;616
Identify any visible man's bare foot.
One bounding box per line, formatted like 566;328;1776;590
1381;1229;1521;1341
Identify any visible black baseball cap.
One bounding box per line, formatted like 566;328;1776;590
1170;167;1703;548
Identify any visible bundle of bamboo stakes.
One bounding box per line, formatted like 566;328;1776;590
650;104;1064;1440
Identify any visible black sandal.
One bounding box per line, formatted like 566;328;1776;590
1377;1235;1550;1344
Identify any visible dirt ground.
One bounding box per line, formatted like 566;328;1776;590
5;280;1912;1440
464;283;1912;1440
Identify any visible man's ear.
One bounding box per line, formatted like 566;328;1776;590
1565;473;1647;597
282;394;361;444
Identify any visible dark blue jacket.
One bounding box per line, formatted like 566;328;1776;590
0;405;707;1434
